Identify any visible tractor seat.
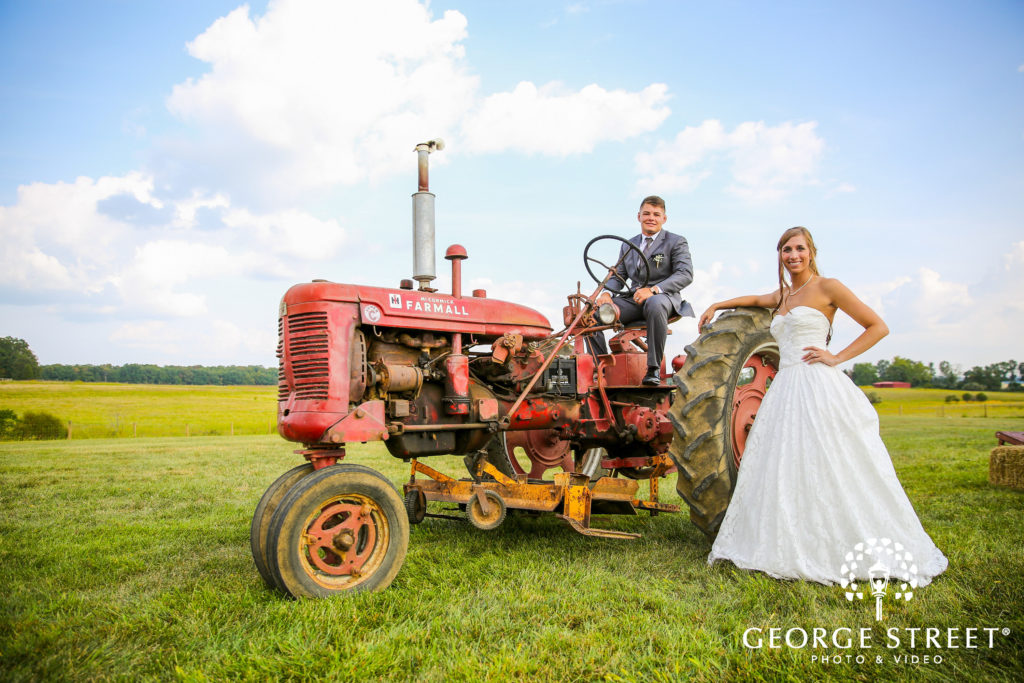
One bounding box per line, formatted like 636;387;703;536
620;313;682;331
608;314;682;355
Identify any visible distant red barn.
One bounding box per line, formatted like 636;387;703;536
873;381;911;388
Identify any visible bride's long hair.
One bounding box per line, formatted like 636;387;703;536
775;226;830;343
774;226;820;315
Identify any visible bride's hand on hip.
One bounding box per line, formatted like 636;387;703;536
802;346;838;366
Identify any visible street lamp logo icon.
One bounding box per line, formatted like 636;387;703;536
840;538;919;621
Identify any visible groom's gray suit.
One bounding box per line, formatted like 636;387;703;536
591;229;694;368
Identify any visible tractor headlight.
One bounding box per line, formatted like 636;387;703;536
597;302;618;325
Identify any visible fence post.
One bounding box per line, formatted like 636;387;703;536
133;422;137;437
898;405;903;416
67;421;72;439
186;424;190;437
231;422;234;436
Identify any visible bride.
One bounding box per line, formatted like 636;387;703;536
697;227;947;585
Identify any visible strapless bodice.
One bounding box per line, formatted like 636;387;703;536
770;306;832;369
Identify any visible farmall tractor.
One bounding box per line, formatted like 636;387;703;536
250;140;779;598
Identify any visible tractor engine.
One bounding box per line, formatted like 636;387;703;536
276;274;673;464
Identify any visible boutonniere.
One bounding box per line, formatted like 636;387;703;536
652;254;665;267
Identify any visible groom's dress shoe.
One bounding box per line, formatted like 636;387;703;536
642;368;661;386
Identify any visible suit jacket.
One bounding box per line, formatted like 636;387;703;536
607;229;695;318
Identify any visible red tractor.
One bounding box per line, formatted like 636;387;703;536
250;140;779;598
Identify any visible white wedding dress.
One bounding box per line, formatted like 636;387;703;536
708;306;948;585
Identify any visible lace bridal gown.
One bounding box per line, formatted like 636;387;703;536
708;306;948;585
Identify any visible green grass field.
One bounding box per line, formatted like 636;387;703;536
0;381;277;439
864;386;1024;419
1;401;1022;681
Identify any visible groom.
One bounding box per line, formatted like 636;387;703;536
590;196;694;385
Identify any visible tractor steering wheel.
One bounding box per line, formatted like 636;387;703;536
583;235;651;293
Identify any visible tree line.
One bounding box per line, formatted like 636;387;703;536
3;336;1020;391
1;336;275;386
848;357;1022;392
39;363;277;385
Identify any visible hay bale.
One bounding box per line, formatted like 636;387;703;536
989;446;1024;490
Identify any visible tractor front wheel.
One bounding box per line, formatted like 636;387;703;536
250;463;314;588
668;307;778;536
267;464;409;597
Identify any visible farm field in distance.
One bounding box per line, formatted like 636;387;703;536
0;381;277;438
2;380;1023;440
0;379;1022;680
865;386;1024;418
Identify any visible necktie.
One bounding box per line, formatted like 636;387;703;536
642;236;654;255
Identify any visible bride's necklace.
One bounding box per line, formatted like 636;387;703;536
788;275;815;297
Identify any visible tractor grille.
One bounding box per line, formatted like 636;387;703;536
279;311;330;401
276;317;286;400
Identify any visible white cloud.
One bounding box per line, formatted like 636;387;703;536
465;276;563;328
172;191;230;228
634;119;826;201
850;245;1024;365
849;275;912;319
167;0;475;190
1006;240;1024;267
0;172;351;318
112;240;237;316
728;121;824;200
463;82;669;156
166;0;670;195
0;173;161;291
634;119;727;193
222;207;345;261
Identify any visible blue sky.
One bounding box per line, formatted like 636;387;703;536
1;0;1021;372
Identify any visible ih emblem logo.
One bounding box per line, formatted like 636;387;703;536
839;538;920;621
388;293;402;308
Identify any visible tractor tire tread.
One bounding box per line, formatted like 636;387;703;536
686;352;726;376
667;307;777;537
680;430;711;462
680;390;717;418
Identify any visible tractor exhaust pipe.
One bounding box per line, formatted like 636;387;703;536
412;139;445;291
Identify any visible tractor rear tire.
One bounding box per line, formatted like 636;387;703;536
577;447;606;479
668;307;779;537
267;464;409;598
250;463;314;588
478;434;519;478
